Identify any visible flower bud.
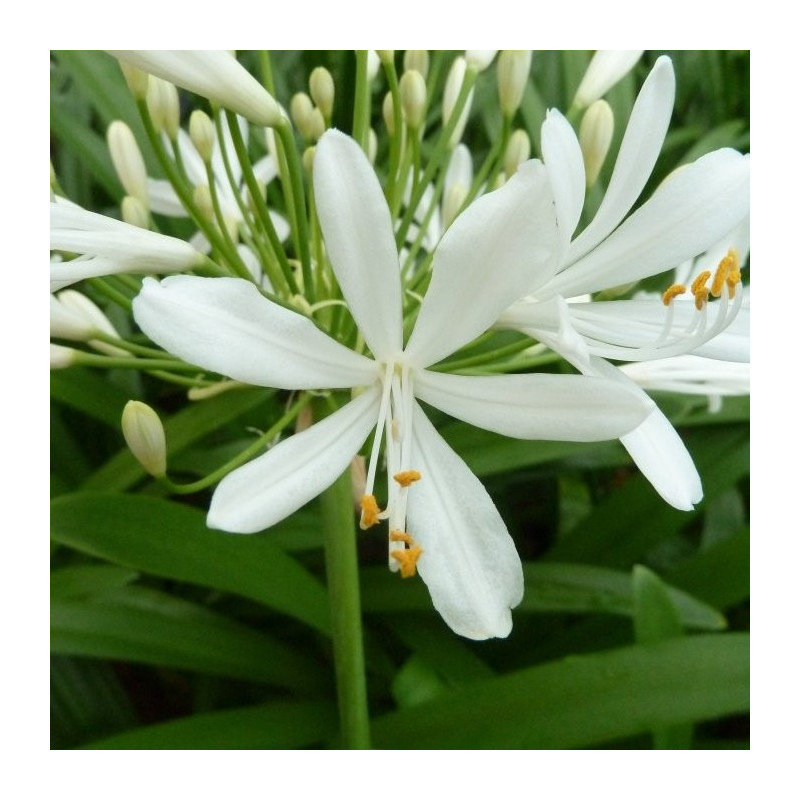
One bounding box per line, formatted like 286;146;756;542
302;145;316;175
119;62;149;99
382;91;396;136
400;69;426;130
376;50;394;65
307;108;326;142
121;400;167;478
58;290;127;356
573;50;644;109
290;92;316;141
107;121;148;207
193;184;214;221
443;57;473;148
50;295;93;340
50;344;78;369
366;50;380;81
147;77;180;139
465;50;497;72
442;182;468;231
367;128;378;165
579;99;614;188
403;50;429;79
189;110;216;163
309;66;335;121
497;50;532;118
503;129;531;177
121;195;150;229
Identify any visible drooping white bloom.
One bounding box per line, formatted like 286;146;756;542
107;51;283;129
573;50;644;109
133;130;653;640
50;290;126;356
50;199;204;292
498;56;750;510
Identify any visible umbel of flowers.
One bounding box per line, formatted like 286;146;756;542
50;51;750;641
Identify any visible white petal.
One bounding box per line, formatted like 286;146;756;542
414;369;653;442
208;387;381;533
252;154;278;185
146;178;186;217
406;403;524;639
541;110;586;247
568;56;675;265
405;159;559;368
133;276;378;389
313;129;403;359
620;408;703;510
108;51;282;128
574;50;644;108
542;149;751;299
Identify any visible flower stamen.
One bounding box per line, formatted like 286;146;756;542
662;283;687;305
360;494;381;529
389;529;423;578
393;469;421;487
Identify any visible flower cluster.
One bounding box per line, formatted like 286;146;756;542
50;50;750;639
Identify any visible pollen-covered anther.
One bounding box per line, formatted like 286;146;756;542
691;270;711;295
359;494;382;530
711;254;733;297
389;530;415;544
393;469;422;488
662;283;687;306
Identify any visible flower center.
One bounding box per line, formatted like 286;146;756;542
358;361;424;578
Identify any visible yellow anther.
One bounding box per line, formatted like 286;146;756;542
359;494;381;530
726;267;742;297
390;529;415;544
662;284;687;306
691;270;711;295
393;469;422;488
694;286;709;311
391;545;423;578
711;255;733;297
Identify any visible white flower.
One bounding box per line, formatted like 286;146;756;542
133;129;653;640
50;198;204;292
107;51;283;129
573;50;644;109
498;56;750;510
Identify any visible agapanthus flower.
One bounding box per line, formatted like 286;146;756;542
497;56;750;510
133;130;653;639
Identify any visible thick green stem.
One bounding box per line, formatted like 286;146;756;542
318;400;371;749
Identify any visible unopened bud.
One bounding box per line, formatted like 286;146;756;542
50;295;93;340
193;184;214;220
443;57;473;148
497;50;532;118
307;108;326;142
382;92;396;136
302;145;316;175
465;50;497;72
59;290;126;356
399;69;426;129
119;62;149;99
579;99;614;188
442;182;468;231
189;110;216;163
50;344;78;369
147;77;180;139
403;50;429;79
367;128;378;165
121;400;167;478
309;66;335;120
121;195;150;229
375;50;394;65
503;129;531;177
107;121;148;207
290;92;316;141
366;50;380;81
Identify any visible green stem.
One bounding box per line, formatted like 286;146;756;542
317;397;371;749
352;51;371;152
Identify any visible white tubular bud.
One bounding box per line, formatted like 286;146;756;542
193;184;214;220
465;50;497;72
366;50;381;80
290;92;316;140
121;195;150;229
443;57;474;148
50;344;78;369
59;291;118;339
119;62;149;99
573;50;644;109
442;181;468;231
309;66;335;120
107;121;148;207
50;294;93;340
497;50;532;118
189;110;216;163
307;108;326;142
382;91;396;136
146;77;180;139
109;50;283;128
403;50;429;79
302;145;315;175
579;99;615;188
503;129;531;178
399;69;427;129
121;400;167;478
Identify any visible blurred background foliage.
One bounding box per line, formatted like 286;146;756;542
50;50;749;750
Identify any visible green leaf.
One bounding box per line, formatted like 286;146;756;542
82;701;339;749
360;562;726;630
50;565;139;599
50;493;330;633
371;633;749;749
391;656;447;709
51;368;131;427
51;584;327;690
82;387;272;491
